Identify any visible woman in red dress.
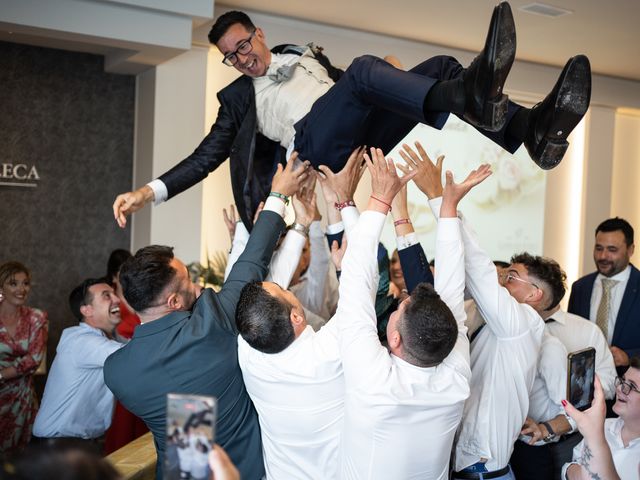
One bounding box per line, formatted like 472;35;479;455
0;261;48;454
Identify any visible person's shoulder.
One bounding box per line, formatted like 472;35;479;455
572;271;598;287
218;75;253;98
22;306;47;324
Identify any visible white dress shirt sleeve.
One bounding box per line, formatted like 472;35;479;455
341;206;360;236
591;325;618;399
428;197;542;338
147;179;168;205
538;333;569;413
434;217;470;367
267;229;306;288
224;222;250;281
294;221;333;315
336;211;390;386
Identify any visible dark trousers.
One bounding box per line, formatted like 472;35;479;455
294;54;523;171
510;433;583;480
30;435;104;456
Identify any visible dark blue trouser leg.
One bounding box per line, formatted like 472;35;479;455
294;54;525;171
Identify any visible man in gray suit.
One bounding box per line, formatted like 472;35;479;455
104;156;309;479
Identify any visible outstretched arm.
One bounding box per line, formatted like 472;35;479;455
113;94;240;228
216;153;310;332
563;376;620;480
337;148;416;385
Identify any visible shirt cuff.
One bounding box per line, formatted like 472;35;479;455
263;196;287;219
326;222;344;235
341;206;359;230
396;232;418;250
147;179;168;206
428;196;443;219
560;462;579;480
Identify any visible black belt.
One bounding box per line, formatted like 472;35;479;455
453;465;511;479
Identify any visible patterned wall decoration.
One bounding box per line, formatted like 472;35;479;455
0;41;135;374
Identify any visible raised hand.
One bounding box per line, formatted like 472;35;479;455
252;201;264;224
364;147;416;214
222;205;238;243
397;141;445;200
113;185;155;228
317;146;367;204
271;151;311;198
292;189;317;228
331;236;348;272
440;164;492;218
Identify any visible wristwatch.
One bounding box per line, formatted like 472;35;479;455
541;421;556;443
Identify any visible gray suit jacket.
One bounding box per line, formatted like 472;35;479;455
104;210;285;480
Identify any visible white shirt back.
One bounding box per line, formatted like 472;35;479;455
238;321;344;480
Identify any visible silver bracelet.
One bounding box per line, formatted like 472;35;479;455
292;222;310;237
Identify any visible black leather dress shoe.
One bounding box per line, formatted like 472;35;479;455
525;55;591;169
463;1;516;132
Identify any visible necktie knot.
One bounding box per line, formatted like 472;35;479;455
601;278;618;292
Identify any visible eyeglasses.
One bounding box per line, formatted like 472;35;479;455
615;376;640;395
499;272;540;290
222;30;256;67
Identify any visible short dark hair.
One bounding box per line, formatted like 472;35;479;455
68;278;108;322
510;252;566;311
208;11;256;44
235;282;295;354
596;217;634;246
106;249;132;285
397;283;458;367
119;245;176;313
630;356;640;370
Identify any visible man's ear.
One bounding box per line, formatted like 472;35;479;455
79;304;92;319
387;328;402;351
167;292;181;311
290;308;305;327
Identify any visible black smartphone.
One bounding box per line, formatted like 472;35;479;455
567;347;596;411
165;393;217;480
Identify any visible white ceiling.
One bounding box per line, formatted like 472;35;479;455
217;0;640;82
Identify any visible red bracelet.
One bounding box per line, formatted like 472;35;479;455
370;195;392;212
334;200;356;211
393;218;411;227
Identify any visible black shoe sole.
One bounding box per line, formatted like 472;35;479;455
532;55;591;169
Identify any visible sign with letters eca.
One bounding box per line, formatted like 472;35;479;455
0;163;40;188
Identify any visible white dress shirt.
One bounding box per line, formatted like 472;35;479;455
545;310;617;399
33;322;123;438
426;198;544;472
225;219;338;329
589;266;631;343
238;320;344;480
289;221;339;322
562;417;640;479
525;332;569;444
337;211;471;480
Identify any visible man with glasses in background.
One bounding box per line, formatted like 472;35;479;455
113;4;592;230
562;357;640;479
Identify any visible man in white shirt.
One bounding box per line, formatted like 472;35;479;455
32;278;124;447
563;356;640;479
112;6;592;230
398;142;563;479
568;217;640;370
335;150;491;479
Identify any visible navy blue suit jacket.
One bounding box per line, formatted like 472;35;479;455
568;265;640;359
397;243;434;293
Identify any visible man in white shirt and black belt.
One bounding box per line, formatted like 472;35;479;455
335;149;489;479
400;143;564;480
112;4;592;230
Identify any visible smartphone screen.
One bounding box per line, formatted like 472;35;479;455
567;347;596;411
165;393;217;480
